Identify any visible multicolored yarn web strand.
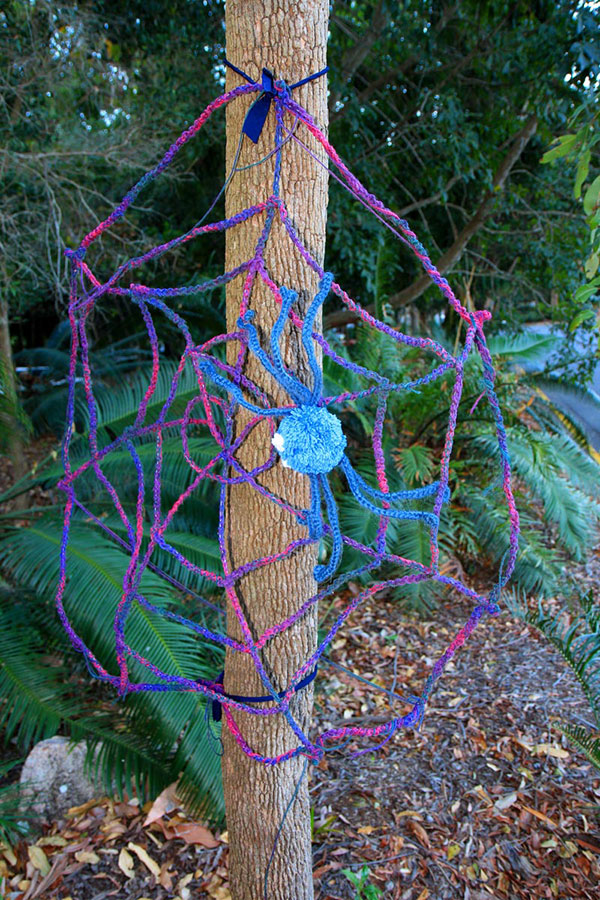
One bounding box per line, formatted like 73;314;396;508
58;71;520;766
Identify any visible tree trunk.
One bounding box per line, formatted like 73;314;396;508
222;2;328;899
0;294;28;510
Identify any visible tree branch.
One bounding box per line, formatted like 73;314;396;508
324;114;538;330
330;1;389;106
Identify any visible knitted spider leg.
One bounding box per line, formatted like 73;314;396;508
268;285;313;404
238;306;311;406
314;473;344;582
300;271;334;403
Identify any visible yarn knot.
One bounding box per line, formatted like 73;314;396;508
65;246;86;261
274;78;291;102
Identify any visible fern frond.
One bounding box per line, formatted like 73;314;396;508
506;591;600;723
555;722;600;772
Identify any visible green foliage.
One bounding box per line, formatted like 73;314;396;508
555;723;600;771
506;588;600;771
327;0;599;337
0;526;225;821
0;593;71;747
540;103;600;339
0;761;31;847
342;864;383;900
325;323;600;608
0;343;225;821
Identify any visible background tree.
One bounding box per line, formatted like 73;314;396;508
324;0;599;349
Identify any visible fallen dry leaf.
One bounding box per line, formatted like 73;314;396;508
389;835;404;853
206;873;232;900
574;833;600;853
520;805;559;829
127;841;161;877
36;836;67;848
407;820;430;848
27;846;50;877
170;822;219;848
118;847;135;879
100;821;127;838
114;802;140;818
177;872;194;890
159;861;174;891
67;798;102;818
494;791;518;811
474;784;493;806
143;782;180;827
534;743;569;759
2;847;17;866
74;850;100;865
447;842;461;861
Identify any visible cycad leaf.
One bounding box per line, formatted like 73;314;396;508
0;610;72;747
486;332;560;364
506;591;600;722
0;520;225;820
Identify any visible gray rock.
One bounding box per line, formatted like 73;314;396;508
19;736;102;823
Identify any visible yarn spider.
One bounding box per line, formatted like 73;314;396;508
197;271;449;582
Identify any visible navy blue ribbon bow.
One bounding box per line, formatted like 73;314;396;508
225;58;328;143
245;67;277;143
209;665;319;722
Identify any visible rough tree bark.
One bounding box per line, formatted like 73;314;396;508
0;292;28;510
222;3;328;899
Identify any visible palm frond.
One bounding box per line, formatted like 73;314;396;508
486;331;560;364
466;490;560;596
473;427;600;557
532;376;600;452
0;608;72;747
92;361;202;436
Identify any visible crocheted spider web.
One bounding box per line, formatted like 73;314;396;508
57;75;519;765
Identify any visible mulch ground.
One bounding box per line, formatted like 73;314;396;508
310;579;600;900
3;574;599;900
1;442;599;899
